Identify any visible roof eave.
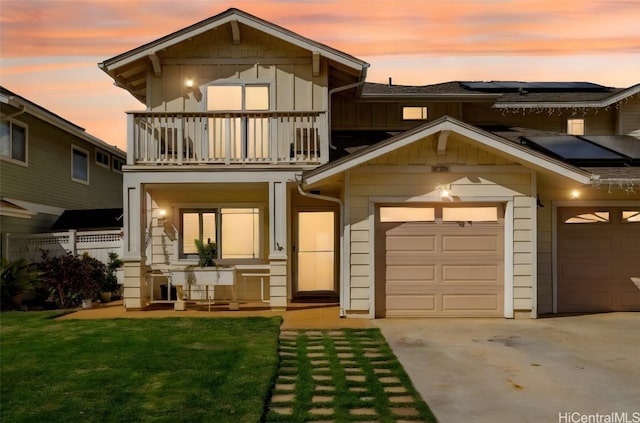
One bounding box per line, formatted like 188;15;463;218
303;116;592;187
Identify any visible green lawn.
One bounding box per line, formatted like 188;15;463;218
0;312;280;423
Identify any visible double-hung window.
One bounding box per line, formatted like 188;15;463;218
180;207;261;260
0;120;27;163
71;145;89;183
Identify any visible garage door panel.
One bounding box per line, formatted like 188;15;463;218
442;294;501;312
386;234;436;251
442;265;500;282
559;262;614;280
558;207;640;313
386;265;435;281
386;295;436;311
378;203;504;318
441;235;500;253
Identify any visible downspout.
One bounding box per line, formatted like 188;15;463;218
328;66;369;150
296;181;347;317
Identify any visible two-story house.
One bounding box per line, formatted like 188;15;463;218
1;87;126;259
100;8;640;317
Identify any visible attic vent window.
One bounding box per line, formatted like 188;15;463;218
402;106;427;120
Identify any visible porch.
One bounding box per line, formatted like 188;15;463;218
127;111;327;165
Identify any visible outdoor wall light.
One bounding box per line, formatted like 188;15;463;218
571;190;580;199
185;77;194;89
439;184;453;201
158;209;167;221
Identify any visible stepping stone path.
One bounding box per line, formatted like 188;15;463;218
266;329;432;422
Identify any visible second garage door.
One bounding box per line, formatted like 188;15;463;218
375;204;504;317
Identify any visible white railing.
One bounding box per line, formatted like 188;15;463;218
128;111;326;165
5;230;124;265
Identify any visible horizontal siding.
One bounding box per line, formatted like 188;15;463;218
620;95;640;136
0;113;124;212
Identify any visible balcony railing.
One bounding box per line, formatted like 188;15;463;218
127;111;327;165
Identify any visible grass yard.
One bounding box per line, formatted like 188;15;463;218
0;312;280;423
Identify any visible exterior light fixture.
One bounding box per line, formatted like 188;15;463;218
439;184;453;201
571;190;580;199
185;77;194;89
158;209;167;221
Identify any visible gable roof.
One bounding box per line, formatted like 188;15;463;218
99;8;369;103
0;87;125;158
303;116;592;186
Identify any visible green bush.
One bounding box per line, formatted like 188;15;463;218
39;251;106;308
0;258;42;309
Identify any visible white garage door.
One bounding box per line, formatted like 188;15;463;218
557;207;640;312
375;204;504;317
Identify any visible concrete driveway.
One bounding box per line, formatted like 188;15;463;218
376;313;640;423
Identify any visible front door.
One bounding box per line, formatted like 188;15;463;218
294;210;337;297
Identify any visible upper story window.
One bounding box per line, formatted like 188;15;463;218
567;118;585;135
402;106;428;120
207;85;269;111
96;149;110;168
71;145;89;184
113;157;124;172
0;120;27;164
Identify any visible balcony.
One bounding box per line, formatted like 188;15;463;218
127;111;327;166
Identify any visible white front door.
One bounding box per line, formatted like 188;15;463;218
295;210;336;294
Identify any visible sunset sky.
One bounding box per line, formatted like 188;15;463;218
1;0;639;151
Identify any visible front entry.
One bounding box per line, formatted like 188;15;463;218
294;210;338;299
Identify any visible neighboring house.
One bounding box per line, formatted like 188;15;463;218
0;87;126;258
99;8;640;317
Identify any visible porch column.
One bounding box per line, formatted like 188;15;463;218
269;180;288;310
122;182;146;310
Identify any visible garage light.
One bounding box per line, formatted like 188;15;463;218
571;190;580;199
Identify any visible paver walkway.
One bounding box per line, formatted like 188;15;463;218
265;329;433;422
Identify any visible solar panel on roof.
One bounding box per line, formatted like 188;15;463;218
582;136;640;162
521;136;629;165
461;81;608;92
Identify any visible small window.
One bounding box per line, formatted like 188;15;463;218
403;106;428;120
622;211;640;223
380;207;435;222
96;150;110;168
443;207;498;222
567;118;585;135
0;120;27;163
71;146;89;183
564;212;609;224
112;157;125;172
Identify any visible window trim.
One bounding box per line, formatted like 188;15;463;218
71;145;90;184
176;203;264;263
95;149;110;169
0;119;28;166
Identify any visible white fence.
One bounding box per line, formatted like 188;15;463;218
5;230;124;264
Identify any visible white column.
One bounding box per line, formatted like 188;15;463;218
269;180;288;309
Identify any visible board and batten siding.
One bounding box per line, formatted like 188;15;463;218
345;134;535;316
148;24;327;113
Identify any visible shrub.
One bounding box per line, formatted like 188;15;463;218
0;258;42;309
103;252;123;293
39;251;105;308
